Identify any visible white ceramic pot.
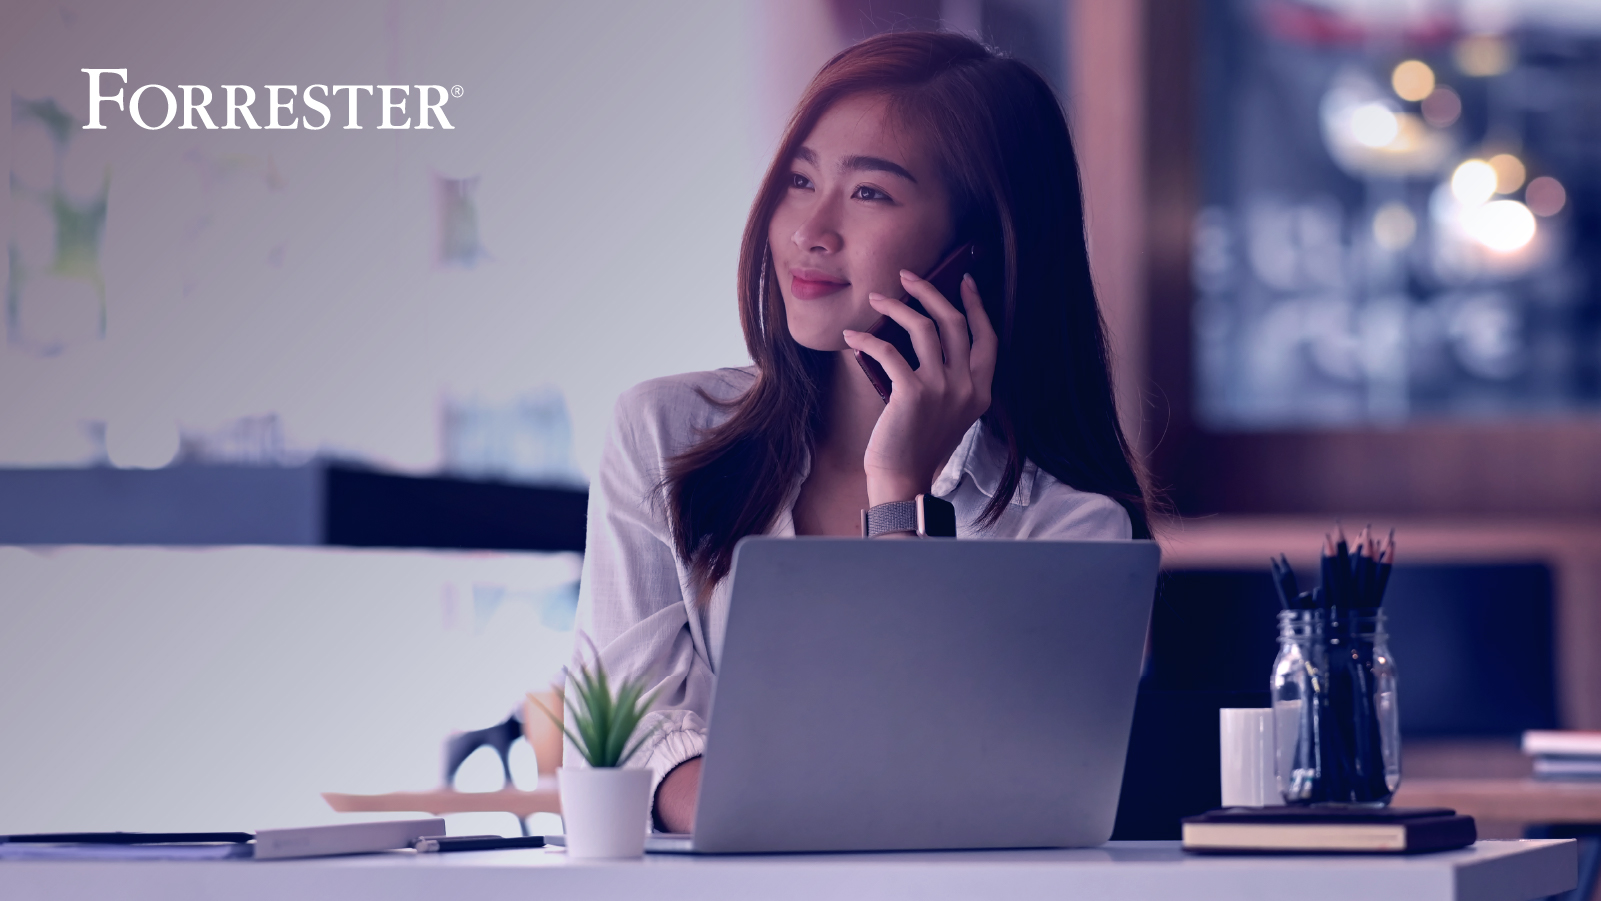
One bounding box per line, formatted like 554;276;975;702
557;766;652;859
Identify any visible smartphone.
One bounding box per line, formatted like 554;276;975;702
853;242;979;403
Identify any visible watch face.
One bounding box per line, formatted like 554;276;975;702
917;495;957;538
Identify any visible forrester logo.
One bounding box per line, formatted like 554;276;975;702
81;69;457;130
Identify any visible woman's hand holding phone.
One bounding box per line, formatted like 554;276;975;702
842;269;998;507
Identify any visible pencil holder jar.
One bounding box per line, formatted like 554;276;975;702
1344;609;1400;801
1269;528;1401;806
1308;607;1400;806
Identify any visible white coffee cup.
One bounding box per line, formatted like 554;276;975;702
1219;707;1278;807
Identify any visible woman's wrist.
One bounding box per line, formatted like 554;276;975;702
865;473;929;507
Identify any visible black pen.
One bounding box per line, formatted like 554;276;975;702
412;835;546;853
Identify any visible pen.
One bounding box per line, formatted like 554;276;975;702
412;835;546;853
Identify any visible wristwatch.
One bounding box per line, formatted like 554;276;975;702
860;494;957;538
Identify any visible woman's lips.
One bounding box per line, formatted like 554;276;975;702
789;269;849;300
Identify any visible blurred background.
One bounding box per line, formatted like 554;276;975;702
4;0;1601;852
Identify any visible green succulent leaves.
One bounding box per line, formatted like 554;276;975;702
536;642;660;768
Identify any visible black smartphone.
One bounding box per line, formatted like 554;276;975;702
853;242;979;403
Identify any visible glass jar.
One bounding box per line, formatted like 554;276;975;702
1271;609;1324;803
1354;609;1401;797
1320;607;1399;805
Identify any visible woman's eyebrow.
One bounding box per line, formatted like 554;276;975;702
791;146;917;184
840;154;917;183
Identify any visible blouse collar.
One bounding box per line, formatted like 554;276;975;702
931;419;1035;506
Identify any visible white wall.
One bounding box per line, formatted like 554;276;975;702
1;0;774;477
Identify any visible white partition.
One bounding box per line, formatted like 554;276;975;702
0;545;579;833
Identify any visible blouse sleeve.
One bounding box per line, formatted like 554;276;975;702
569;381;716;805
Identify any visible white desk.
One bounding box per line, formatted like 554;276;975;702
0;840;1577;901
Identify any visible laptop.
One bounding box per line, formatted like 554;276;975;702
646;536;1159;854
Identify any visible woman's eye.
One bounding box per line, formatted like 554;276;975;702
789;173;812;190
853;185;891;202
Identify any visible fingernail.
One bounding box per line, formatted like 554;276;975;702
842;329;859;339
963;273;975;286
899;269;917;280
867;292;886;302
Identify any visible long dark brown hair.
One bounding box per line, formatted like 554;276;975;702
664;31;1151;589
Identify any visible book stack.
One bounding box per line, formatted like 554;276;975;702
1524;731;1601;781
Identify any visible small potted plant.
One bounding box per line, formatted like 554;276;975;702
534;642;659;859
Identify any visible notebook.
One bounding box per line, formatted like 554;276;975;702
1182;806;1476;854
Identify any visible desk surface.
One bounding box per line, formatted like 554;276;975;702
0;840;1576;901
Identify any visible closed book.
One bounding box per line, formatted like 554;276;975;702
1523;730;1601;758
252;818;445;860
1533;755;1601;780
1181;807;1476;854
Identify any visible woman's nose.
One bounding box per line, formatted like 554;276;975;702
792;199;843;254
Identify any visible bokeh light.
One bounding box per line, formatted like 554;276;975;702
1392;60;1435;102
1421;86;1462;127
1351;103;1400;148
1455;34;1514;77
1488;153;1526;194
1467;200;1537;252
1525;176;1567;217
1451;159;1499;206
1372;202;1417;251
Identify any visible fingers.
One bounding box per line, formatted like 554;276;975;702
961;273;998;396
867;291;945;377
843;327;917;388
898;269;971;373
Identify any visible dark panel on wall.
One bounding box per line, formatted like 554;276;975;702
1386;563;1560;736
323;466;588;553
0;466;321;545
0;464;588;553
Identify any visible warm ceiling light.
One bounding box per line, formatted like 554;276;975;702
1451;159;1498;206
1467;200;1536;252
1392;60;1435;102
1372;202;1417;251
1487;153;1526;194
1351;103;1400;148
1455;35;1514;77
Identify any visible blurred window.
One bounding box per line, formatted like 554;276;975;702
1195;1;1600;428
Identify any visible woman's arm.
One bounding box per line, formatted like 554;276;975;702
653;756;703;833
572;379;722;807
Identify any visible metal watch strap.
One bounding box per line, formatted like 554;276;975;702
860;494;956;538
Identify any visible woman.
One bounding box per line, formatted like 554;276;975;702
575;30;1151;833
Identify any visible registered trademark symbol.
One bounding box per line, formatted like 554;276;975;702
451;85;463;98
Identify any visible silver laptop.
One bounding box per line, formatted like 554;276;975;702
646;536;1159;854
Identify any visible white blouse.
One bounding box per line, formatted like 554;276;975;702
572;366;1133;800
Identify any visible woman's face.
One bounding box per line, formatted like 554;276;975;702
768;94;956;352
